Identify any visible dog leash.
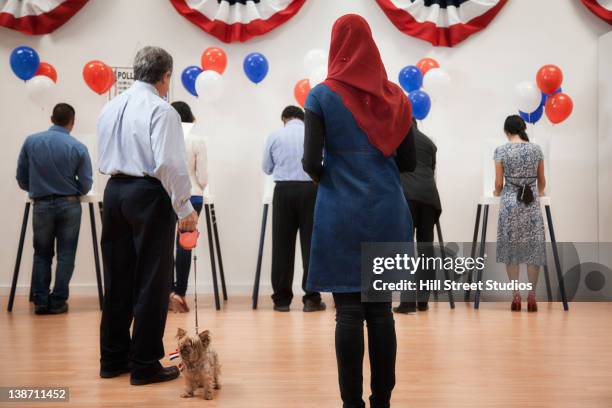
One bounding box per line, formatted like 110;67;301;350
193;251;199;334
179;230;200;334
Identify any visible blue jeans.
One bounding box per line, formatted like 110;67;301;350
32;198;82;308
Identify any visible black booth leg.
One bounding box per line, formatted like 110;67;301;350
88;203;104;310
545;205;569;311
210;204;228;301
252;204;269;310
474;205;489;309
7;202;31;312
204;204;221;311
465;204;482;302
436;221;455;309
29;269;34;302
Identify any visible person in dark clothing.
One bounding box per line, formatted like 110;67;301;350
262;106;325;313
16;103;93;315
395;119;442;314
303;15;416;408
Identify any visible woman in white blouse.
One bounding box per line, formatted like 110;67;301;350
169;101;208;312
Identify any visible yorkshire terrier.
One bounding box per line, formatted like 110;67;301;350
176;328;221;400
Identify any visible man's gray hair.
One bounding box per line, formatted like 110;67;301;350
133;46;173;84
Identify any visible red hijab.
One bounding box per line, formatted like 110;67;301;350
323;14;412;157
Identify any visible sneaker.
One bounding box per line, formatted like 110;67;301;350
273;305;290;312
303;300;326;312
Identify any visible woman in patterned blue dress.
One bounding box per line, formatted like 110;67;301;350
494;115;546;312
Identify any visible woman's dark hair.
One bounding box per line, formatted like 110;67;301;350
171;101;195;123
504;115;529;142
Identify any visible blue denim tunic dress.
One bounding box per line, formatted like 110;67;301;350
305;84;413;293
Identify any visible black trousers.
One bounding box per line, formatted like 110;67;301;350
333;293;396;408
173;201;203;296
271;181;320;306
99;177;176;378
402;199;437;304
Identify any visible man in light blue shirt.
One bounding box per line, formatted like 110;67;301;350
262;106;324;313
97;46;196;386
262;113;312;182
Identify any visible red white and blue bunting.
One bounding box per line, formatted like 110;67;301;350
169;0;306;43
0;0;88;35
375;0;508;47
580;0;612;25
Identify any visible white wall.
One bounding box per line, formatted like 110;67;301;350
598;31;612;266
0;0;609;296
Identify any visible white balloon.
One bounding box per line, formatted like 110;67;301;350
195;70;224;102
304;49;327;76
422;68;451;98
308;66;327;87
25;76;56;109
515;81;542;113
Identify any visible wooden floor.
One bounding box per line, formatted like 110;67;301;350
1;295;611;408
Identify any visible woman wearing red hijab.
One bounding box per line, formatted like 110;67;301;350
302;14;416;408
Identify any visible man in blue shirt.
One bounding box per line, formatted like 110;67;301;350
262;106;325;313
16;103;93;315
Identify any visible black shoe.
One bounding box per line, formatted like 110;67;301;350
34;304;49;315
417;302;429;312
273;305;290;312
393;302;417;314
100;366;130;378
130;366;180;386
48;304;68;314
303;300;326;312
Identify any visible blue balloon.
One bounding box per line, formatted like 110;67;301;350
10;46;40;81
408;90;431;120
546;87;562;96
398;65;423;93
181;66;202;96
243;52;269;84
520;93;547;124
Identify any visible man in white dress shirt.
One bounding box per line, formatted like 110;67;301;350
97;46;197;385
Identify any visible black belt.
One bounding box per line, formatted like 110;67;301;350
111;174;160;183
274;181;315;185
505;175;536;186
33;195;79;202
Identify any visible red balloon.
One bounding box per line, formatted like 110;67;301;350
416;58;440;76
83;60;115;95
545;93;573;124
35;62;57;83
201;47;227;74
536;65;563;95
294;79;311;108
